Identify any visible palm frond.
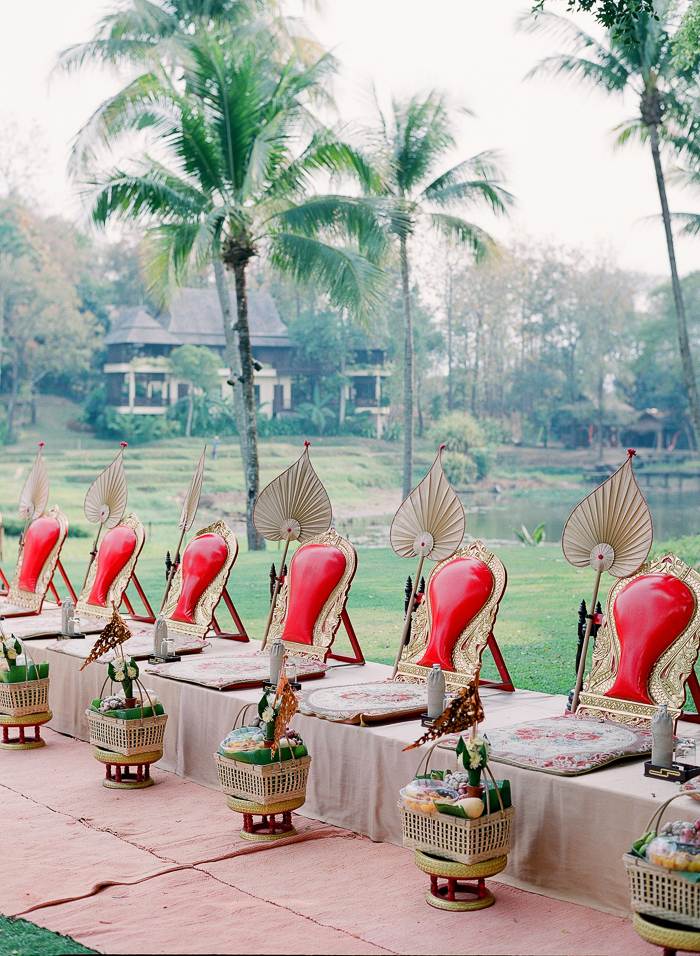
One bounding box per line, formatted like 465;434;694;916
672;211;700;236
269;195;391;262
269;233;387;321
428;213;499;262
87;165;206;226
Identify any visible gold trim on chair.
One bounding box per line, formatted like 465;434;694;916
7;505;69;612
396;540;507;691
76;513;145;621
578;551;700;727
266;528;356;662
162;519;239;638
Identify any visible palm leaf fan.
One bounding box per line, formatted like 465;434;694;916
159;446;206;613
18;443;49;523
390;446;465;676
81;442;129;592
565;450;653;712
253;441;333;647
84;443;129;529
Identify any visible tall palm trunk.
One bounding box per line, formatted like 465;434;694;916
646;114;700;449
400;233;413;499
232;259;263;550
213;254;261;550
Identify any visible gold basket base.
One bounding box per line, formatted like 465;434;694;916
633;911;700;952
0;738;45;751
0;710;52;726
225;794;304;841
415;850;507;913
239;826;298;843
0;710;52;749
93;746;163;790
103;776;155;791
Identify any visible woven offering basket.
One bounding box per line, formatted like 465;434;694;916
625;792;700;929
86;708;167;756
215;701;311;806
400;743;514;866
216;752;311;806
0;677;49;718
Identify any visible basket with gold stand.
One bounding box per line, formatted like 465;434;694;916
0;633;51;750
400;675;513;911
81;609;167;788
215;667;310;841
625;792;700;952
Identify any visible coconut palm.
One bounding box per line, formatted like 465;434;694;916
363;93;512;497
521;5;700;447
81;27;386;549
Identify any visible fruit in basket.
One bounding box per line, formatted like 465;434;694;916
456;797;484;819
646;827;700;871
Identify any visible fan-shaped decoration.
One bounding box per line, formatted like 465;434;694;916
253;442;332;544
562;450;653;579
390;446;465;562
179;447;206;532
18;443;49;522
565;450;653;714
84;443;128;530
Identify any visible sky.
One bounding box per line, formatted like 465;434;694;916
1;0;699;279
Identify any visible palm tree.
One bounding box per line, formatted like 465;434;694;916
81;27;386;549
363;94;512;497
521;5;700;448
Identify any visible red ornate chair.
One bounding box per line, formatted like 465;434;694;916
396;541;511;691
161;519;246;641
297;540;512;723
577;552;700;728
143;528;359;689
75;513;153;623
1;506;73;617
266;528;362;664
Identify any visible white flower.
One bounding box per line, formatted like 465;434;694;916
126;664;137;679
6;647;17;661
262;706;275;723
0;661;9;673
112;664;126;681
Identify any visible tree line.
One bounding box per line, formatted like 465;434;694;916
4;0;700;553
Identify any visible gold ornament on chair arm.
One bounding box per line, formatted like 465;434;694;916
390;446;465;677
254;442;333;647
18;443;49;522
79;607;132;670
563;450;653;713
404;680;485;751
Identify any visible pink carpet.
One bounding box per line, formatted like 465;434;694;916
1;729;656;955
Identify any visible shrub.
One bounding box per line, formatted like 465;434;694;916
429;411;485;454
442;450;477;487
94;407;178;444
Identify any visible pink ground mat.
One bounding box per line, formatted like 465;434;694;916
1;729;656;956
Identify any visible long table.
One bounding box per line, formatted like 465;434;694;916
30;636;700;919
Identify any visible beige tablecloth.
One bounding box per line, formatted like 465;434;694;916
33;637;700;918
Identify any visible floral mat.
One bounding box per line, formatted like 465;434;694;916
143;653;327;690
296;680;430;723
45;630;207;660
438;714;652;775
0;607;91;639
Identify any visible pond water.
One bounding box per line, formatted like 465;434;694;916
335;489;700;549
